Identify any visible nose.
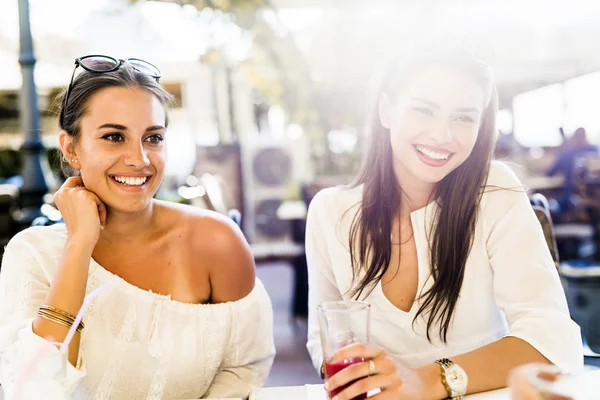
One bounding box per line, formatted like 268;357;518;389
428;120;453;144
124;142;150;168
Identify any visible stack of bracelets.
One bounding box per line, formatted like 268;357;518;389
37;305;85;333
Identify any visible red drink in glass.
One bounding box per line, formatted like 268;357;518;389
324;357;368;400
318;301;371;400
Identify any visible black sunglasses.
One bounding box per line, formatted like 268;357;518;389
59;55;162;126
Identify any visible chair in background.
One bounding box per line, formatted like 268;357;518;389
200;173;242;228
530;193;559;267
542;155;600;261
575;155;600;261
0;184;18;261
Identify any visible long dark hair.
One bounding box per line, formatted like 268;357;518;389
349;44;497;342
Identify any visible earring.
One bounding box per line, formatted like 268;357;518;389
70;154;78;165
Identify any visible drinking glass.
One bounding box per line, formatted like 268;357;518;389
0;341;68;400
318;300;371;400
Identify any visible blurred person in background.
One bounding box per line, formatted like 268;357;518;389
0;56;274;399
546;127;599;213
306;42;582;400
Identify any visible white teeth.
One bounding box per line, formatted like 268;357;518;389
113;176;148;186
415;145;450;160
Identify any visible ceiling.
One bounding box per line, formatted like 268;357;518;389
269;0;600;101
1;0;599;102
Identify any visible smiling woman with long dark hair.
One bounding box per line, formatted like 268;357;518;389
306;43;582;400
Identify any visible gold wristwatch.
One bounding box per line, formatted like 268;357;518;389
435;358;468;399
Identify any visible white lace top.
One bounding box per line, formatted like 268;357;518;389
0;224;275;399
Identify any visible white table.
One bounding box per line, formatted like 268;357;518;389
251;370;600;400
250;385;509;400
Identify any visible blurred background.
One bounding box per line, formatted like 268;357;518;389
1;0;600;387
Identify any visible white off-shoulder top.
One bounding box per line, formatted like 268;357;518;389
0;224;275;399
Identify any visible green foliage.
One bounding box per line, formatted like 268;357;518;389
131;0;361;177
0;148;61;180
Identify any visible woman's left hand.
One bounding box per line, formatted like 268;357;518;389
508;363;573;400
324;343;425;400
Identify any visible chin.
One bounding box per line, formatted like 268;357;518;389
410;168;450;184
411;158;465;184
103;197;154;214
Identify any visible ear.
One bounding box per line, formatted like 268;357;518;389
58;130;79;169
378;93;392;129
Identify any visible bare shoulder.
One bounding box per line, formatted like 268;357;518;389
154;201;255;303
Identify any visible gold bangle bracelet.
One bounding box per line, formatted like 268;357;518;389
38;309;72;324
37;309;79;329
39;305;85;329
37;309;79;328
37;312;82;333
37;309;84;333
38;314;83;333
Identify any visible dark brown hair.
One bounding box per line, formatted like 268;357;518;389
349;43;498;342
56;63;174;175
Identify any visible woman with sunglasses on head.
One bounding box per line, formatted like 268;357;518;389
0;56;275;399
305;43;583;400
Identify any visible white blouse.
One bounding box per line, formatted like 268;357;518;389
0;224;275;399
306;161;583;374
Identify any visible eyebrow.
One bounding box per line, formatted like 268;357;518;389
410;98;440;109
98;123;127;130
410;98;480;113
97;124;166;132
454;107;480;113
146;125;166;132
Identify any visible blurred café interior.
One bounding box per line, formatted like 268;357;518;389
0;0;599;389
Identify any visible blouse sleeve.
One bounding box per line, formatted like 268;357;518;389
0;233;86;395
485;163;583;373
203;279;275;399
305;190;344;374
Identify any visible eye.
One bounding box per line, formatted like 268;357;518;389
413;107;434;116
145;134;164;145
101;133;124;143
454;115;475;123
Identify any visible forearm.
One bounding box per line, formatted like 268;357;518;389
32;238;92;366
418;337;550;399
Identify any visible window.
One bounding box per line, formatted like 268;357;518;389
513;84;564;147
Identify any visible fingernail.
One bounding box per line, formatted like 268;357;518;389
323;381;329;390
332;397;338;400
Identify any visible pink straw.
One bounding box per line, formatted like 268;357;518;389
12;336;54;400
61;277;119;355
9;278;119;398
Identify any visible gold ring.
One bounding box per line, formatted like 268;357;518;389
368;359;375;377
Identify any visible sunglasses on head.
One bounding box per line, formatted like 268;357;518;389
59;55;162;126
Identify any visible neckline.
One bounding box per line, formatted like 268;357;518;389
375;280;420;318
373;210;428;321
52;223;261;311
88;257;261;313
409;198;438;217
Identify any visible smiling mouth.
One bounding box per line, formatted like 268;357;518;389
111;176;150;186
414;145;454;161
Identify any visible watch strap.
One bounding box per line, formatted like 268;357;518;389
435;358;464;399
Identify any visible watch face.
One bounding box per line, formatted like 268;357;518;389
446;364;468;394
